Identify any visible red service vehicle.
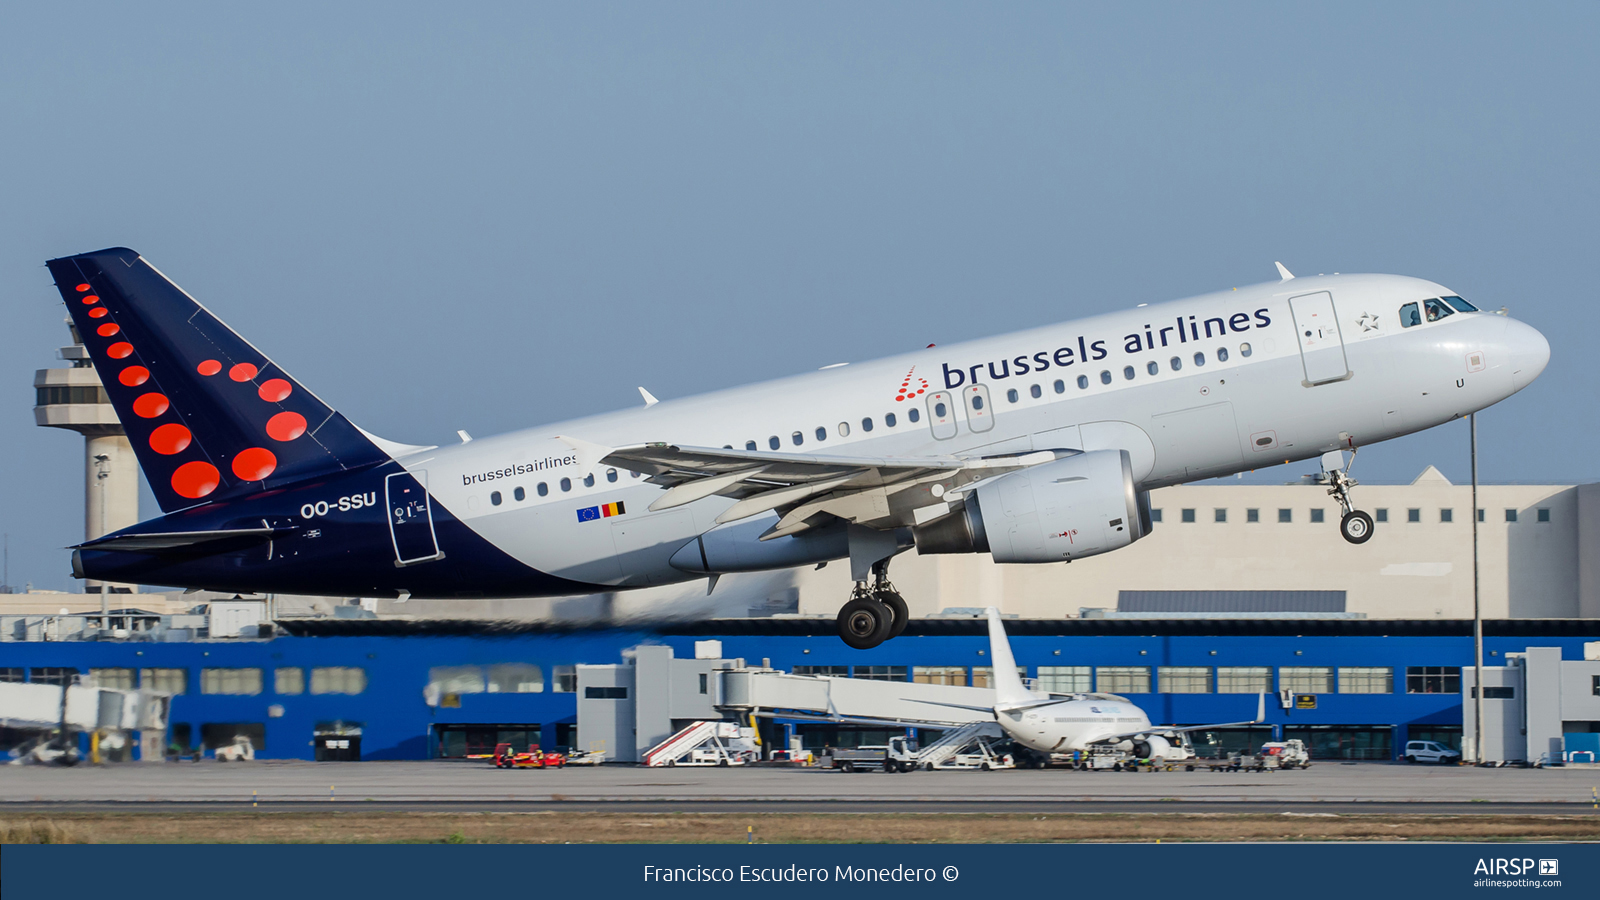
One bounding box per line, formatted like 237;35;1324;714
492;743;567;769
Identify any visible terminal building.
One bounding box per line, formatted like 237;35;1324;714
6;324;1600;764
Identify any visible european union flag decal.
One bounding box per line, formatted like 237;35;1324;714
576;501;625;523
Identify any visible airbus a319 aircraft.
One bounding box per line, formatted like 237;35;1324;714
52;248;1547;648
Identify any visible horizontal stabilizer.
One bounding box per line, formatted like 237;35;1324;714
74;527;279;553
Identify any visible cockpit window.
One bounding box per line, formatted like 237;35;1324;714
1442;295;1478;312
1399;302;1421;327
1423;297;1455;322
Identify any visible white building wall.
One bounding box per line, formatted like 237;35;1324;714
795;468;1591;620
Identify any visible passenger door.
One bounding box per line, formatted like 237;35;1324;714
386;470;444;566
1288;291;1350;385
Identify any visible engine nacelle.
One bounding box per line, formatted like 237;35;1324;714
913;449;1150;563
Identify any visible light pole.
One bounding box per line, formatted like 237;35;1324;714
1471;414;1483;765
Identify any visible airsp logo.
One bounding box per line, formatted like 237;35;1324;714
1539;859;1559;876
1473;858;1553;876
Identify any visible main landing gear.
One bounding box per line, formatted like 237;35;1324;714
1323;448;1374;545
836;560;907;650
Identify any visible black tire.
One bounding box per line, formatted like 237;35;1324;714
840;761;855;773
1341;510;1375;544
980;762;990;771
666;759;675;767
837;596;888;649
1404;755;1415;764
875;588;910;638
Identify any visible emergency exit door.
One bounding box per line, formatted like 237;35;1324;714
1288;291;1350;385
386;470;444;566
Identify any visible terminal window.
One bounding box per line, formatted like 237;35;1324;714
1158;666;1213;693
1505;509;1517;522
1280;667;1334;693
90;668;135;690
1538;508;1550;522
1278;509;1292;523
584;686;627;699
1149;508;1163;522
1035;666;1091;693
1246;508;1259;523
201;668;263;696
854;666;909;682
1471;686;1514;699
1337;667;1393;694
1309;508;1325;523
1095;666;1152;694
1375;508;1388;522
1214;508;1227;523
553;665;576;693
1181;508;1196;523
29;667;77;686
1216;666;1271;693
913;666;967;686
1439;508;1453;523
428;666;486;694
1593;675;1599;696
972;666;1025;688
1407;508;1421;522
0;668;22;683
793;666;848;677
1405;666;1461;694
311;667;368;695
141;668;186;694
275;667;304;695
485;663;542;693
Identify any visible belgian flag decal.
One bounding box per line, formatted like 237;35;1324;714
575;501;626;523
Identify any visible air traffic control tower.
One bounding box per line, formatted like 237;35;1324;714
34;319;139;590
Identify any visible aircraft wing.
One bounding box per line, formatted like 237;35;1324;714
598;442;1071;539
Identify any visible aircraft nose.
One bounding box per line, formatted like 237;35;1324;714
1504;317;1550;392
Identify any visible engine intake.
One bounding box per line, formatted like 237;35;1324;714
913;449;1150;563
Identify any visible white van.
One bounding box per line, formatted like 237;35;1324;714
1402;740;1461;764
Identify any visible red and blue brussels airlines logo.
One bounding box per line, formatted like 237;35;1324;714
894;367;929;403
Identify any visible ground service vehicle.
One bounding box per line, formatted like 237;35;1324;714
1403;740;1461;765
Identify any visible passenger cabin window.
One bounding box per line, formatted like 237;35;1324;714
1123;366;1135;380
537;482;548;496
838;422;850;437
908;408;920;423
792;431;803;446
1423;297;1454;322
583;474;594;487
1030;384;1042;399
1399;302;1422;327
746;440;758;450
1193;352;1205;366
861;417;874;432
885;413;897;427
768;436;780;450
933;400;948;417
1077;375;1089;389
606;468;618;482
1170;356;1181;371
514;487;525;501
815;426;827;441
1217;346;1229;362
1099;370;1112;385
1053;379;1065;393
1146;361;1158;376
1442;295;1478;312
560;477;571;492
972;394;985;410
1006;389;1018;403
490;491;502;506
1239;342;1252;357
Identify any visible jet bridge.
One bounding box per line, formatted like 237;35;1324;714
717;669;998;728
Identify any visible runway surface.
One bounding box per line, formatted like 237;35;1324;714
4;760;1600;813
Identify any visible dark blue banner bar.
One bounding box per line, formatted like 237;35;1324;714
4;844;1597;897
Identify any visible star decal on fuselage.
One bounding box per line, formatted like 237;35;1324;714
1357;312;1382;333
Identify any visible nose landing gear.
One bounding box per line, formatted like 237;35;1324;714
1323;448;1374;545
835;560;908;649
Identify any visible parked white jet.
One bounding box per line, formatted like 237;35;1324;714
55;249;1548;648
975;607;1263;762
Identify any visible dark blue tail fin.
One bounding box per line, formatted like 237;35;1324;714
47;247;392;512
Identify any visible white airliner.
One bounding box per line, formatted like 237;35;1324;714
964;607;1263;763
54;249;1549;648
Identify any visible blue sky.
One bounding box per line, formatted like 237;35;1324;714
2;2;1596;590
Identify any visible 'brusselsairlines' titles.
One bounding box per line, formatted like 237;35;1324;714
462;455;578;486
941;306;1271;389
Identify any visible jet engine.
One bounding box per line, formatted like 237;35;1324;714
1129;736;1174;760
913;449;1151;563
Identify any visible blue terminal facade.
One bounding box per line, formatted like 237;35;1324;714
4;618;1597;761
